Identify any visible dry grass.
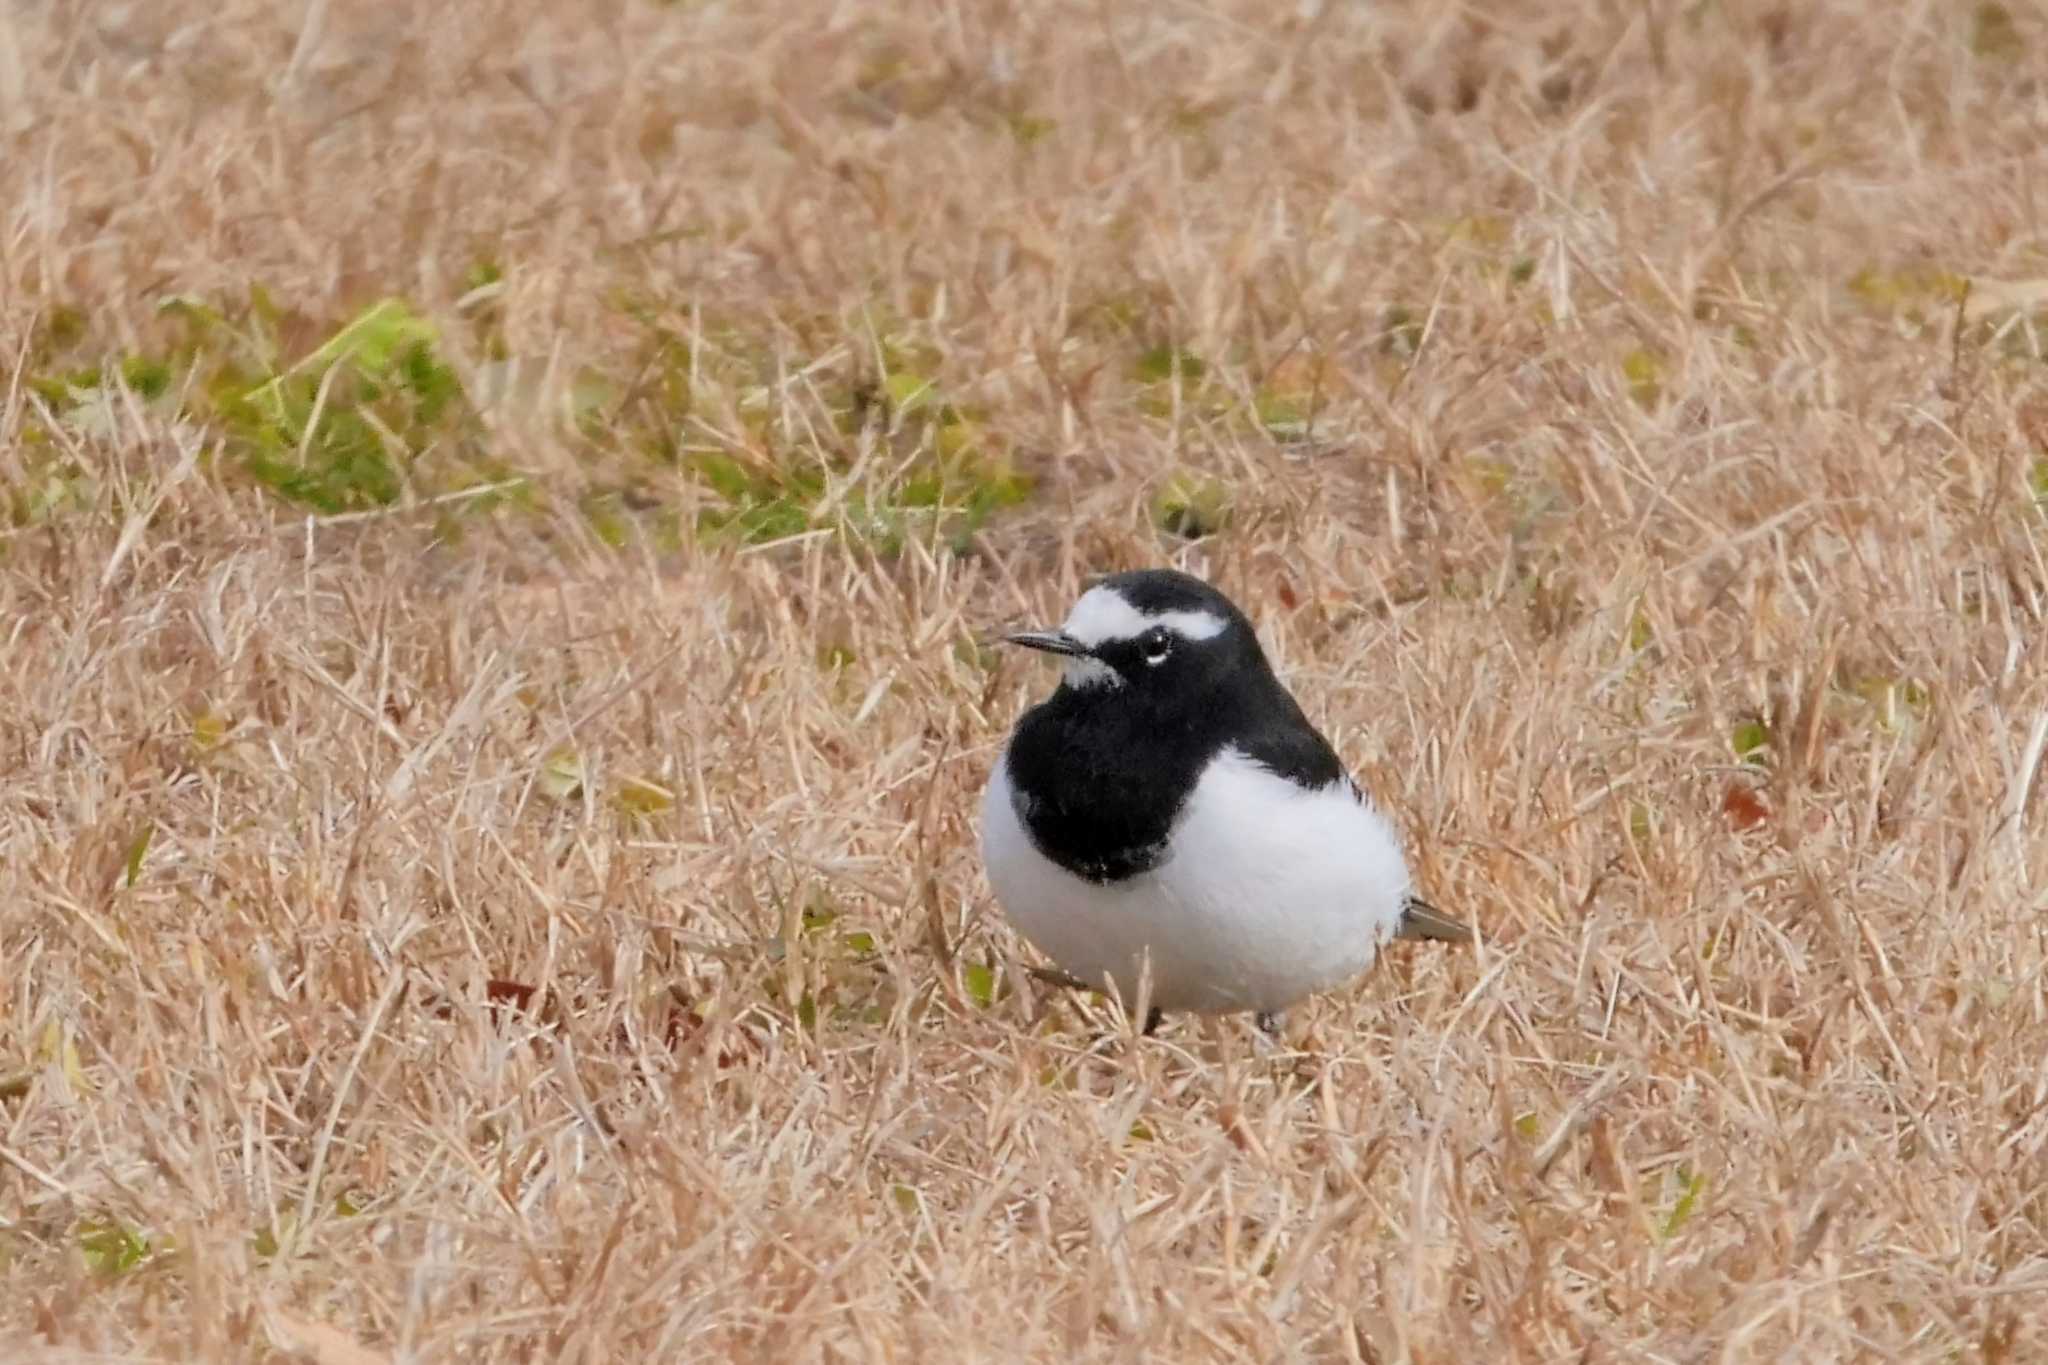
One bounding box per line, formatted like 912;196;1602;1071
4;0;2048;1359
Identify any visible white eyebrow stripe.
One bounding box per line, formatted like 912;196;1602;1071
1060;586;1228;647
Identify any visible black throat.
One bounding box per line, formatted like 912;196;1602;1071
1002;660;1346;884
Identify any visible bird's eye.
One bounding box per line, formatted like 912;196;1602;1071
1142;629;1173;665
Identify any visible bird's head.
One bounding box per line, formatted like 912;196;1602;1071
1002;569;1266;701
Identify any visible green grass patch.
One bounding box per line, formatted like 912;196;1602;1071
15;291;1038;554
78;1219;153;1277
21;292;499;518
676;350;1032;552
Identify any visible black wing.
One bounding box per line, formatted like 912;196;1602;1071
1234;689;1346;790
1396;897;1474;943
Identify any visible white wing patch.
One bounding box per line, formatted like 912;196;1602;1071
1062;585;1227;648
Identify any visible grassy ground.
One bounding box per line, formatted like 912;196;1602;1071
4;0;2048;1359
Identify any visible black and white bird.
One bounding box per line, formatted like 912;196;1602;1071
980;568;1470;1035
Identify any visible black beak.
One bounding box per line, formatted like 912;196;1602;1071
1003;630;1091;658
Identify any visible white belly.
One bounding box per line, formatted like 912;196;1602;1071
979;746;1413;1015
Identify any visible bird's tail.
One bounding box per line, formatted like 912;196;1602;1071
1394;896;1474;944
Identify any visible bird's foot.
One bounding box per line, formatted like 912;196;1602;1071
1249;1010;1294;1060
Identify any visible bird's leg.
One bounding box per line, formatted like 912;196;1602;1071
1143;1007;1165;1036
1026;965;1094;993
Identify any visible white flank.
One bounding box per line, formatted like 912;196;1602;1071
981;745;1412;1015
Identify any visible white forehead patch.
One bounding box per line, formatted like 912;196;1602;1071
1060;585;1228;649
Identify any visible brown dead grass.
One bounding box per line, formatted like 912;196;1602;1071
5;0;2048;1360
